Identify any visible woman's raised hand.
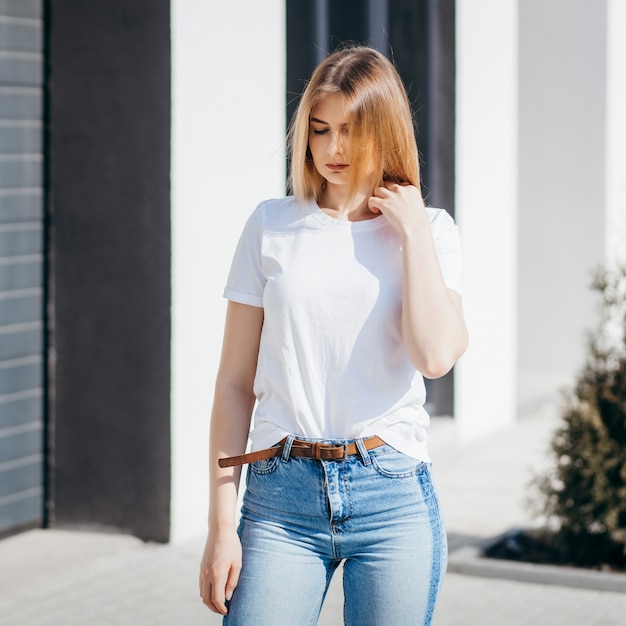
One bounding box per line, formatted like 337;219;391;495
368;184;428;239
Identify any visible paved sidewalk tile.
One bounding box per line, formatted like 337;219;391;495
434;573;626;626
0;531;216;626
2;529;626;626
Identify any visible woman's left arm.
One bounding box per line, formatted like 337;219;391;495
369;184;469;378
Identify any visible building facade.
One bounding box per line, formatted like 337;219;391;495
0;0;624;542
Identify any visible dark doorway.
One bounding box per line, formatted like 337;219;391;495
46;0;171;542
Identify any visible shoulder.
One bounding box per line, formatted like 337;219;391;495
424;207;461;254
250;195;310;233
425;206;458;235
425;206;456;228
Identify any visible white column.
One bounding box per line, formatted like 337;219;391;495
516;1;607;412
170;0;286;543
606;0;626;268
454;0;519;441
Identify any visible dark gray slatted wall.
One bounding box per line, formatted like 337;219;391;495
0;0;44;534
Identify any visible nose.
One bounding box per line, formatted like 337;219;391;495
329;131;343;155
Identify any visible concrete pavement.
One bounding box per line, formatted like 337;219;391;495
2;410;626;625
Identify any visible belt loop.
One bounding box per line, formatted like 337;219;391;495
355;438;372;466
281;435;295;462
311;441;322;460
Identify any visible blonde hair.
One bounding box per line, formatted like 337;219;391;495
288;46;420;202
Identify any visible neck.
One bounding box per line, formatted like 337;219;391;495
318;182;374;221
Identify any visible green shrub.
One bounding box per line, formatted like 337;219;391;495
534;266;626;569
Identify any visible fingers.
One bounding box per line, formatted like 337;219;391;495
225;561;242;602
369;184;405;212
210;580;229;616
367;195;382;214
199;564;226;615
202;582;227;615
368;185;397;212
199;531;242;615
373;184;394;198
199;561;241;616
376;183;414;196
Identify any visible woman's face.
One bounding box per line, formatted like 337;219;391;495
308;94;353;186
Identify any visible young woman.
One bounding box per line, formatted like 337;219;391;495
199;46;468;625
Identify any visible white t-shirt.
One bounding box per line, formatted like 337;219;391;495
224;196;463;461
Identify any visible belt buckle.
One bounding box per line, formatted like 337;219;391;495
308;441;348;461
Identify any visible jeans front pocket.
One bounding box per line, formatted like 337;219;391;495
370;446;426;478
248;454;281;476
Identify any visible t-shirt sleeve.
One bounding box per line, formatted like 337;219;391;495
430;208;463;296
223;204;265;308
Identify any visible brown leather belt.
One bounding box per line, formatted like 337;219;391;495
218;436;386;468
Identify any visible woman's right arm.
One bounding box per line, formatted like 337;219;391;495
199;301;264;615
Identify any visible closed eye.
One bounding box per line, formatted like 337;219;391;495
311;128;329;135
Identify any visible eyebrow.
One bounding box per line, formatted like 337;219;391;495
309;117;349;127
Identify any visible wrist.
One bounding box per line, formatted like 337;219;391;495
208;508;238;531
402;203;429;235
401;221;429;246
209;519;237;534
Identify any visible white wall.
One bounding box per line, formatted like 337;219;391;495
456;0;620;438
517;0;607;412
170;0;286;543
454;0;519;441
606;0;626;268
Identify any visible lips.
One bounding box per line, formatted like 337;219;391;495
326;163;349;171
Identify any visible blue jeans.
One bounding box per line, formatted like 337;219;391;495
224;436;447;626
